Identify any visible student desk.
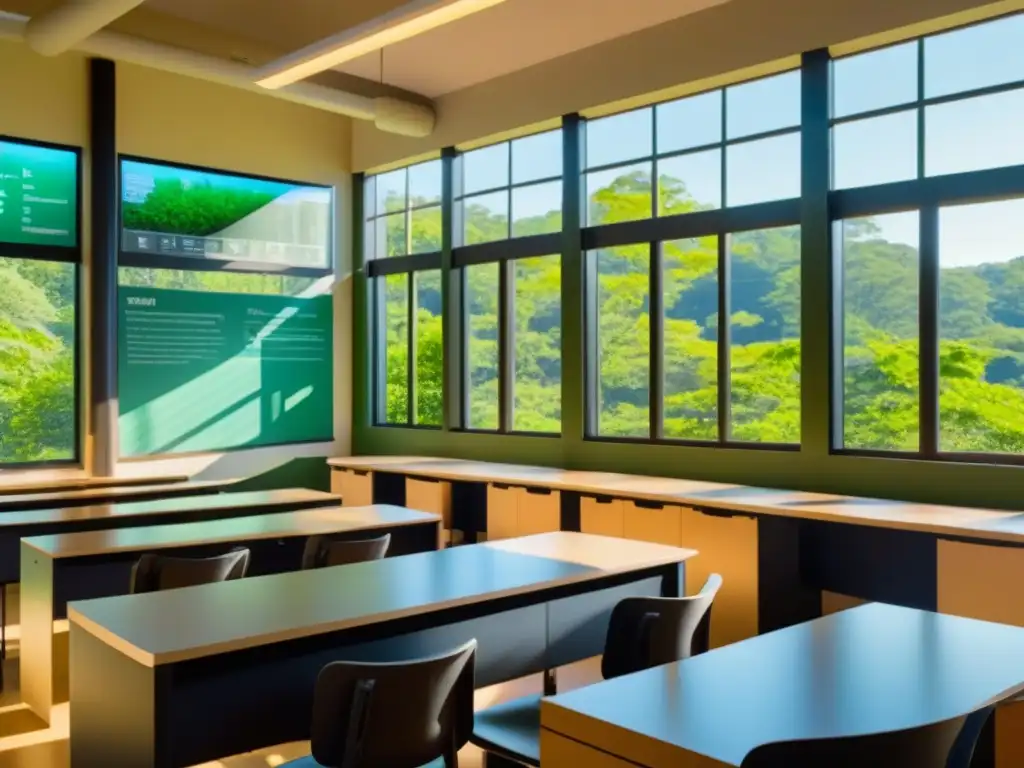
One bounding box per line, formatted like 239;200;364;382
541;603;1024;767
67;533;696;768
0;473;189;496
20;504;440;724
0;478;227;513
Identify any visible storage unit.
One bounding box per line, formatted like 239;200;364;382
405;477;452;530
331;468;373;507
580;496;625;538
623;500;682;546
486;484;561;540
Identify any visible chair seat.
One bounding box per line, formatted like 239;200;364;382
280;755;447;768
471;693;543;767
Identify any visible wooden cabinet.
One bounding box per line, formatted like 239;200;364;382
623;500;682;546
405;477;452;529
486;484;561;540
580;496;625;538
332;468;373;507
679;506;759;649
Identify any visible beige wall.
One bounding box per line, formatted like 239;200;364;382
115;63;354;477
352;0;1015;170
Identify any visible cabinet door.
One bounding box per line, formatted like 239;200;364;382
486;484;520;541
623;500;681;546
580;496;625;538
406;478;452;528
337;469;373;507
679;506;759;648
518;487;561;535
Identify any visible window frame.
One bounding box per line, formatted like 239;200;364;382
829;13;1024;466
0;134;83;468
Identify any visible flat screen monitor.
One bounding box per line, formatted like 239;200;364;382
0;139;78;248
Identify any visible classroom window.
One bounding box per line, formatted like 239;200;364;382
381;273;409;424
464;262;500;430
365;160;443;258
511;255;562;433
0;258;78;463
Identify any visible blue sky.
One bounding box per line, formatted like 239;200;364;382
377;13;1024;268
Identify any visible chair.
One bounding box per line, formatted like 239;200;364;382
129;547;251;594
281;639;477;768
301;533;391;569
740;714;974;768
471;573;723;766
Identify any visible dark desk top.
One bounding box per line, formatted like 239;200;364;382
0;478;229;512
543;603;1024;768
0;473;189;496
68;532;696;667
22;504;438;559
0;488;339;529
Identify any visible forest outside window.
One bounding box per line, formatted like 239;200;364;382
833;12;1024;460
367;159;444;428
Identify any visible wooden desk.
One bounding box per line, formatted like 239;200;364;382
20;505;440;724
541;603;1024;767
0;478;228;513
68;533;696;768
0;473;189;496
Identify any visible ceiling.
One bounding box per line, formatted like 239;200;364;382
143;0;731;97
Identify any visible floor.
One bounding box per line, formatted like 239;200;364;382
0;582;603;767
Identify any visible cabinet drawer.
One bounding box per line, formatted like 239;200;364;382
623;500;681;546
335;468;373;507
580;496;624;538
406;478;452;528
486;484;520;540
519;487;561;535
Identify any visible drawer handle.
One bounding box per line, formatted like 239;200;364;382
633;499;664;510
525;488;552;496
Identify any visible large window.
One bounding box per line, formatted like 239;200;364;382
834;13;1024;460
585;73;802;445
116;158;334;457
367;159;444;427
0;138;80;465
456;132;563;435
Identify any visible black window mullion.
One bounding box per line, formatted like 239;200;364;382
650;242;664;439
717;233;731;442
407;271;416;425
372;276;387;424
499;259;514;432
919;205;940;457
916;38;926;179
441;146;460;431
831;220;846;449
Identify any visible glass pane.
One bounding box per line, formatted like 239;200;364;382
375;168;406;214
512;181;562;237
586;163;652;226
594;245;650;437
376;212;406;258
926;89;1024;177
925;14;1024;99
0;258;76;462
939;199;1024;454
729;225;801;443
462;191;509;245
841;213;920;451
408;160;442;206
726;70;801;139
832;42;918;118
382;274;408;424
832;111;918;189
656;90;722;154
118;267;315;295
409;206;442;254
512;255;561;433
586;108;653;168
658;149;722;215
463;142;509;195
414;270;443;426
726;133;800;207
512;130;562;184
662;237;719;440
465;263;500;430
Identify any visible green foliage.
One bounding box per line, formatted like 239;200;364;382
122;179;280;237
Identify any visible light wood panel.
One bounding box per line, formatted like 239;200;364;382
486;485;519;540
623;501;682;546
406;477;452;529
581;496;624;538
679;506;758;648
335;469;373;507
518;488;561;536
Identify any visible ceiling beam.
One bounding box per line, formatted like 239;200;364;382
25;0;146;55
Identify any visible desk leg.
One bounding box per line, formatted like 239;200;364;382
20;546;55;724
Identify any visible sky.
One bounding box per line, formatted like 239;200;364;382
371;12;1024;269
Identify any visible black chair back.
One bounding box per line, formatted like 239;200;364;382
601;573;722;680
310;639;476;768
302;533;392;570
740;715;969;768
129;547;250;594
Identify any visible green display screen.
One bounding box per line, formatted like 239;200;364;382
0;140;77;247
118;286;333;456
120;159;331;270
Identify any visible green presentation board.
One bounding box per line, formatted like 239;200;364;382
118;286;333;457
0;140;77;247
